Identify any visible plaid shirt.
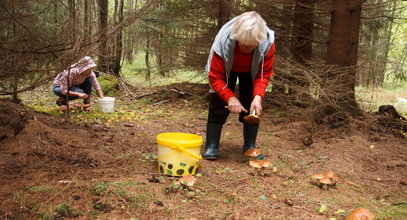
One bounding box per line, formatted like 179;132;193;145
53;57;101;95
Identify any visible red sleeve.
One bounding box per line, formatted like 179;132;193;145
253;43;275;99
208;52;235;103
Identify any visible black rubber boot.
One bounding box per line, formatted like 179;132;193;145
84;96;91;105
242;124;259;153
203;123;222;160
84;96;91;111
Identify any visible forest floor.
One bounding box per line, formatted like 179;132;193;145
0;82;406;220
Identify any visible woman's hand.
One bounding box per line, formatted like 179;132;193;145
227;97;248;114
78;93;89;99
97;89;104;99
250;95;263;116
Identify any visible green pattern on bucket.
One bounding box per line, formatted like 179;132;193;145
157;133;202;176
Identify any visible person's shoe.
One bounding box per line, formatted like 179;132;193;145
242;124;259;153
56;97;67;106
203;123;222;160
83;104;91;112
83;96;91;111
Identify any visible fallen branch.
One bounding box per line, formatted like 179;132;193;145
171;87;201;98
152;99;170;106
392;202;407;206
134;92;157;99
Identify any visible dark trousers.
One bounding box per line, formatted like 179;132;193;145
53;77;92;100
208;72;253;124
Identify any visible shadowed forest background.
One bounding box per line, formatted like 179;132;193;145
0;0;406;219
1;0;406;107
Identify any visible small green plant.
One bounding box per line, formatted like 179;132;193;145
54;202;73;218
216;167;235;173
37;211;52;220
137;98;151;105
90;181;109;196
140;152;157;162
116;152;134;159
28;185;58;193
316;204;328;214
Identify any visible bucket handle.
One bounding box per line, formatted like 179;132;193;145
170;144;202;160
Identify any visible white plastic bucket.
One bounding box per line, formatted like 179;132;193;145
99;97;115;113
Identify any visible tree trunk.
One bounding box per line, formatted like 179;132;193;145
124;0;134;64
112;0;124;76
84;0;91;41
156;32;166;76
68;0;76;43
285;0;316;101
291;0;315;65
11;1;18;101
98;0;109;72
278;2;294;57
53;1;58;23
377;0;397;86
218;0;231;30
145;24;151;83
327;0;362;116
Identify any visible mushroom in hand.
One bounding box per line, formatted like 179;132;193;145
244;109;260;125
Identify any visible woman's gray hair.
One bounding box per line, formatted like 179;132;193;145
230;11;266;46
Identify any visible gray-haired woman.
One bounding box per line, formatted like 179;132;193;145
204;11;275;160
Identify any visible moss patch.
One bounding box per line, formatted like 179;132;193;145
98;74;119;97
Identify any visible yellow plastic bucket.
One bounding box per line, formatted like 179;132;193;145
156;133;202;176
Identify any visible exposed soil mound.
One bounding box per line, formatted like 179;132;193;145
0;99;112;179
1;119;108;171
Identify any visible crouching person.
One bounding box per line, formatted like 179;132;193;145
52;56;104;111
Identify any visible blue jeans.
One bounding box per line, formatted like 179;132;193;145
53;77;92;100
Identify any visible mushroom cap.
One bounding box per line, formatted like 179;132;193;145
258;160;273;168
249;161;262;169
319;178;333;185
244;115;260;125
322;171;339;180
59;105;68;111
312;173;325;180
347;208;374;220
244;148;262;157
180;175;197;187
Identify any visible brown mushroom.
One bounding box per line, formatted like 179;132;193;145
244;148;262;157
249;160;273;176
312;171;339;189
179;175;197;187
59;105;68;111
347;208;374;220
258;160;273;168
312;173;325;180
322;171;339;183
249;160;262;169
243;109;260;125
